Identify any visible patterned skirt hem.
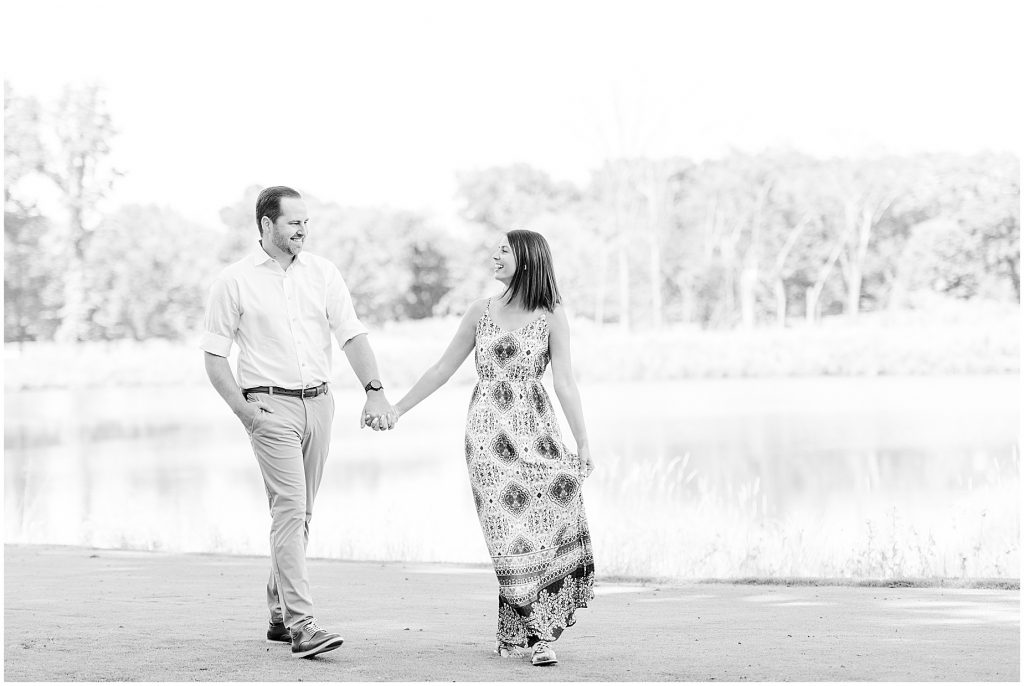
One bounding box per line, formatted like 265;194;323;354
495;563;595;647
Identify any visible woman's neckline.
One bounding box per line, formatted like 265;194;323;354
486;299;547;334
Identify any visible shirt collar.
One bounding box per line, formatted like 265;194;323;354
253;245;273;266
252;242;306;267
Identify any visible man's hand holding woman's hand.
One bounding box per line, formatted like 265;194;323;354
361;394;399;431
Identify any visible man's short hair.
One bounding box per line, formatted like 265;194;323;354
255;186;302;235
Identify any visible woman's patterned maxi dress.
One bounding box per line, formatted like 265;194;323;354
465;300;595;648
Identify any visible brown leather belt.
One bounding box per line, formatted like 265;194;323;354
243;382;328;398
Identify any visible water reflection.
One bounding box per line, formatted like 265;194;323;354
5;376;1019;579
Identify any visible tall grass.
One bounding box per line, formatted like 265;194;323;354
586;448;1019;580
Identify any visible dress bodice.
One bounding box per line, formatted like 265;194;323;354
474;302;550;383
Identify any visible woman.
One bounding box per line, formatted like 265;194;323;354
393;229;596;666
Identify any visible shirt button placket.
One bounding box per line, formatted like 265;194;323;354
284;275;305;386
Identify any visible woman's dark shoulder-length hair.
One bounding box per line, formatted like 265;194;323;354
503;229;562;312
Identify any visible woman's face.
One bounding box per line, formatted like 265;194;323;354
491;236;516;284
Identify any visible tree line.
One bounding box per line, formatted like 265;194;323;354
5;83;1019;343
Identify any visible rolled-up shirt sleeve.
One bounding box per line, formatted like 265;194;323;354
199;276;238;357
326;265;369;347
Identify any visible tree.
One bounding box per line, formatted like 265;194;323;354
4;83;46;193
893;152;1020;304
82;204;218;339
898;217;981;299
216;184;263;264
218;190;457;323
672;153;780;329
319;206;459;321
455;164;586;318
44;84;121;342
956;154;1019;300
627;158;693;329
825;157;906;319
588;159;644;329
4;83;62;342
667;163;723;326
456;164;579;231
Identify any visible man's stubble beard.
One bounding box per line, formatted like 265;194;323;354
273;231;301;256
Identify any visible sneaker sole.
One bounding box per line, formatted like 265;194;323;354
532;657;558;666
267;637;291;644
292;637;344;659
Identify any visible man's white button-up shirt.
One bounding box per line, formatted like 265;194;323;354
200;246;368;389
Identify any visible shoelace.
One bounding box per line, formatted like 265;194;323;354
533;641;550;654
303;619;323;635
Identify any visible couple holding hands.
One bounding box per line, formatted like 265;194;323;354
201;186;595;666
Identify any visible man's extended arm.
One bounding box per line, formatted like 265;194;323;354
342;333;397;430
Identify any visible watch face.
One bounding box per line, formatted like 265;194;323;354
367;381;383;391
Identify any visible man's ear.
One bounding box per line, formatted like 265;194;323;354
259;215;272;236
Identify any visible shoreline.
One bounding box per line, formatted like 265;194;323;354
11;542;1020;590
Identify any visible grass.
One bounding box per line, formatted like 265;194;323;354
698;577;1020;589
585;448;1020;582
3;304;1018;390
594;575;1020;589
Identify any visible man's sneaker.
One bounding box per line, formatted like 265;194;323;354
267;621;291;643
531;641;558;666
290;619;344;659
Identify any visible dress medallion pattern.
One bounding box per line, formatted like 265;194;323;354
465;300;595;648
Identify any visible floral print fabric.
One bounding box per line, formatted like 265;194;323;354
465;300;595;646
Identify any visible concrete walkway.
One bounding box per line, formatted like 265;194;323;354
4;544;1019;681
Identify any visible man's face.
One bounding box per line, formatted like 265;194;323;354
264;196;309;258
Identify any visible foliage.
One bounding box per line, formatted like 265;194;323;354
46;84;121;342
4;210;62;342
81;204;219;340
455;163;580;231
3;82;1019;344
217;190;460;323
4;84;63;342
456;153;1018;330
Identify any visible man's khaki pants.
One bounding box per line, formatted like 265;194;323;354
245;389;334;630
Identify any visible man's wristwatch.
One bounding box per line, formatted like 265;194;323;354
364;379;384;393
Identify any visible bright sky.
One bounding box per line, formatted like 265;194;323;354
4;0;1021;227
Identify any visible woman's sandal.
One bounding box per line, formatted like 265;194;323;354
494;640;525;658
531;641;558;666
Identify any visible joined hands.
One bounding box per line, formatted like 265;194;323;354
360;393;399;431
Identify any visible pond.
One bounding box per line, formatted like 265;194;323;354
5;375;1019;579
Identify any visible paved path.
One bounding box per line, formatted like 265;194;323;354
4;545;1019;681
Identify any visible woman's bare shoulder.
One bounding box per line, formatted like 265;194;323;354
465;297;490;316
547;301;571;330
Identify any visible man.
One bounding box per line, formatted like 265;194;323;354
201;186;398;658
